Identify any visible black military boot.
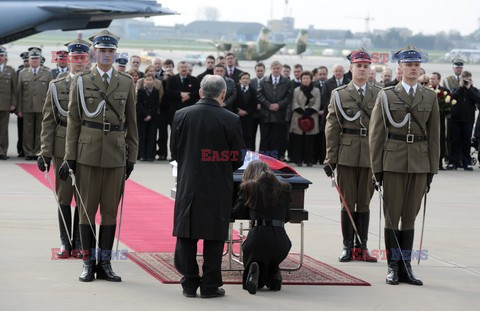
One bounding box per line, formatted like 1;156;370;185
57;205;72;258
71;207;82;259
356;211;377;262
398;229;423;286
79;224;96;282
339;210;354;262
96;225;122;282
385;228;400;285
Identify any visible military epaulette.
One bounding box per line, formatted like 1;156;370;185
78;70;91;76
53;75;67;83
371;84;383;90
383;86;395;90
118;71;133;80
333;84;348;92
422;86;436;94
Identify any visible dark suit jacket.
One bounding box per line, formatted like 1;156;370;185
166;74;200;120
137;88;160;121
197;69;214;82
226;67;243;83
224;77;237;111
258;75;293;123
170;98;245;240
320;76;351;129
233;84;257;115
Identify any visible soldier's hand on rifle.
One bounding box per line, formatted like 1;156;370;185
426;173;434;193
37;156;51;172
58;160;76;181
372;172;383;191
126;162;134;180
324;163;336;177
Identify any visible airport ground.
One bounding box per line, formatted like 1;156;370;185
1;114;479;310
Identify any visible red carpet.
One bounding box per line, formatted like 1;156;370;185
128;252;370;286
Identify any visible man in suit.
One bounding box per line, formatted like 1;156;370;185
384;67;402;87
59;30;138;283
442;58;464;91
197;55;215;82
313;66;329;164
165;61;200;125
129;55;144;78
249;63;265;151
0;46;17;160
258;61;293;161
17;47;52;160
429;72;449;170
225;52;243;83
171;74;245;298
324;48;381;263
213;64;236;110
38;39;91;259
51;50;69;79
381;68;393;84
153;58;164;80
234;72;257;150
370;44;439;286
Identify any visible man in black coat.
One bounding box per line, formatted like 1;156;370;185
197;55;215;82
166;61;200;124
234;72;258;150
170;75;245;298
257;61;294;161
225;52;243;83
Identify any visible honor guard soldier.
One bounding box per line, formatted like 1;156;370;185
17;47;53;160
369;44;440;286
442;58;464;91
324;48;381;263
51;50;69;79
38;39;91;258
0;46;17;160
59;30;138;282
115;57;128;73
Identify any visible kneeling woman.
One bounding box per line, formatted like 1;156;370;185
232;161;292;294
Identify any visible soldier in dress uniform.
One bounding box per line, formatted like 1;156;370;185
58;30;138;282
17;47;52;160
115;57;128;73
51;50;69;79
0;46;17;160
37;39;91;258
442;58;464;91
324;48;381;263
369;44;440;286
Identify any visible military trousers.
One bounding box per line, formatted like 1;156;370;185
22;112;42;157
0;111;9;155
383;171;427;230
337;165;374;213
53;157;74;206
76;164;124;225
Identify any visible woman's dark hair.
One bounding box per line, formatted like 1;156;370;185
240;161;290;209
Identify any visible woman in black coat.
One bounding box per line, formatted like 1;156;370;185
232;160;292;294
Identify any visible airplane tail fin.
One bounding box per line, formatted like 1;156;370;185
296;29;308;55
257;27;271;54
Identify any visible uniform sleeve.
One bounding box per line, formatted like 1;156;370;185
39;84;55;157
324;90;342;165
427;94;440;174
65;76;82;161
10;69;17;108
17;71;23;113
125;79;139;163
369;90;387;174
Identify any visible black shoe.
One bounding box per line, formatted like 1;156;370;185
398;262;423;286
306;162;313;167
398;230;423;286
385;228;400;285
200;288;225;298
182;289;196;298
386;261;399;285
157;155;167;161
245;262;259;294
295;162;302;167
464;165;473;171
447;164;456;170
79;260;96;282
56;244;71;259
96;261;122;282
57;205;72;258
18;153;25;158
269;270;282;291
0;154;8;160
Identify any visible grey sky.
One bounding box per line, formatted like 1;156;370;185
155;0;480;36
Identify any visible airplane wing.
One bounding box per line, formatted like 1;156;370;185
0;0;176;44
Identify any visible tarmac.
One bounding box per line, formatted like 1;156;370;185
1;117;479;311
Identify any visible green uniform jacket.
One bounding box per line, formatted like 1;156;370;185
0;65;17;111
442;75;460;92
369;82;440;174
40;74;72;158
65;66;138;167
325;81;381;168
17;67;52;113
